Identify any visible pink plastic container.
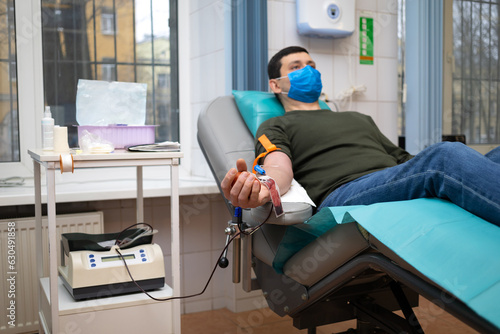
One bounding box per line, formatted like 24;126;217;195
77;125;156;149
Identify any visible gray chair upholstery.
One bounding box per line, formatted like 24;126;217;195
197;96;499;334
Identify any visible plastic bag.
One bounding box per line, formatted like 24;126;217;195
79;130;114;154
76;79;147;126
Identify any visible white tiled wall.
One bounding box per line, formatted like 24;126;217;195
188;0;230;179
268;0;400;143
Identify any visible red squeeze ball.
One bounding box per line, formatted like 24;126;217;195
231;171;243;187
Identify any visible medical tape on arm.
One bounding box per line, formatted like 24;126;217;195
257;175;284;218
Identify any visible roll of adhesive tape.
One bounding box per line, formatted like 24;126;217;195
53;126;70;153
59;154;74;173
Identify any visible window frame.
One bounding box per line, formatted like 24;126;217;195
2;0;182;180
2;0;44;178
442;0;500;153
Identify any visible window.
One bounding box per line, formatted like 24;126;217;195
41;0;179;147
158;73;167;88
450;0;500;145
101;7;115;35
0;0;18;162
102;57;116;82
0;0;178;167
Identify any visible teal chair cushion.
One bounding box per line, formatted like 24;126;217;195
232;90;330;137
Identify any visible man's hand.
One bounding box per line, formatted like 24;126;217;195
221;159;270;208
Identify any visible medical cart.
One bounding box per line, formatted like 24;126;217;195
29;149;183;334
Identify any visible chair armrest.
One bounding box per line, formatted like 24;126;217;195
243;201;313;226
242;178;314;226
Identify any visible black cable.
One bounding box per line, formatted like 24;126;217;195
114;222;154;248
115;214;272;302
239;205;273;236
115;231;241;301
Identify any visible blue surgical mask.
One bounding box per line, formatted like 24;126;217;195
278;65;323;103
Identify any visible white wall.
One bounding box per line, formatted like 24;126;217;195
184;0;232;179
180;0;265;314
268;0;400;143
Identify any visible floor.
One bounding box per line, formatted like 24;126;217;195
181;296;479;334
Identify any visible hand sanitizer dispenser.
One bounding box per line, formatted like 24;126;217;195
297;0;356;38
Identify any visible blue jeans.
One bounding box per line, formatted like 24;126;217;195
318;142;500;227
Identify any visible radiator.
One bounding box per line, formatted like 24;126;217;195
0;212;104;334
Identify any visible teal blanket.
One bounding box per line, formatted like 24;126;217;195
273;198;500;329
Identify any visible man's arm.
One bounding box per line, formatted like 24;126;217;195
260;151;294;195
382;137;414;164
221;151;293;209
368;116;414;163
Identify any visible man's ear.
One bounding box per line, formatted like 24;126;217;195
269;79;282;94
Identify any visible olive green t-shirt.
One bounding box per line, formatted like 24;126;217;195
255;109;413;206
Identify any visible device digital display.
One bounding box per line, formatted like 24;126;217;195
101;254;135;262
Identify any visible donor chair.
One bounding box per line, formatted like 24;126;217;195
197;92;500;334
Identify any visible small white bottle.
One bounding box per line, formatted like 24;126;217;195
42;106;54;151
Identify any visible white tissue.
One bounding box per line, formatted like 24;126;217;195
281;179;316;207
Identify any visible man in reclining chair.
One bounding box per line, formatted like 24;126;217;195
221;45;500;227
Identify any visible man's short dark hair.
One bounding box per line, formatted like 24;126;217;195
268;46;309;79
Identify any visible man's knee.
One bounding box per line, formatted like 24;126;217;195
420;142;472;169
430;141;468;157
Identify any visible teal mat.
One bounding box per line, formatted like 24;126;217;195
273;198;500;329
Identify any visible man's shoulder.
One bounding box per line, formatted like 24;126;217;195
259;113;290;128
255;115;286;138
338;110;372;118
336;111;376;124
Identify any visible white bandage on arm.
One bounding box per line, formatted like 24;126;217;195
257;175;284;217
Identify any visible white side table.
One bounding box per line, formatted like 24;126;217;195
28;149;183;334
